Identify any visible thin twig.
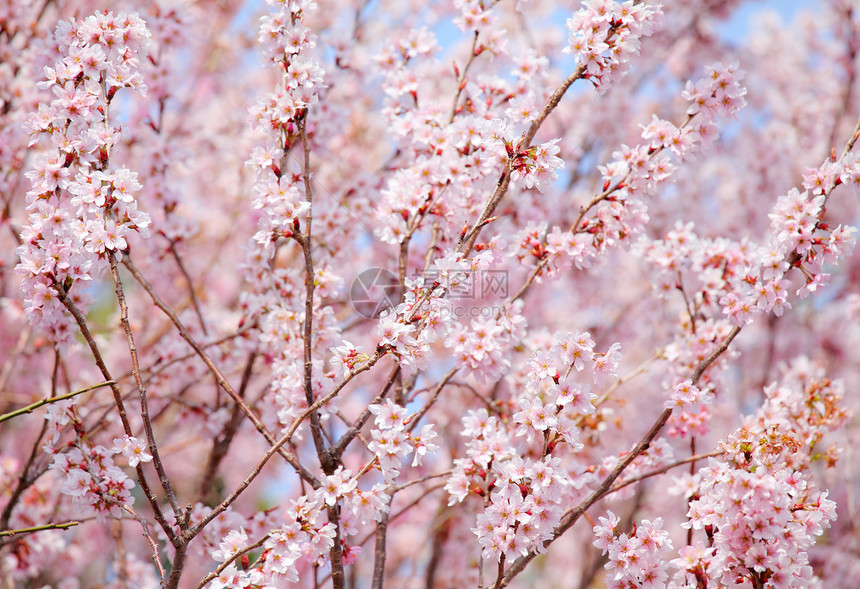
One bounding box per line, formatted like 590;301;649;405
197;351;258;504
112;520;129;589
121;257;317;487
0;327;29;397
330;365;400;461
408;368;457;432
576;352;660;426
109;251;181;521
607;450;722;495
448;30;481;123
497;326;742;587
54;284;177;545
194;532;272;589
167;239;209;336
0;380;114;424
0;520;79;537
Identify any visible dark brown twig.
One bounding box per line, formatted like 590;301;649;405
109;251;181;521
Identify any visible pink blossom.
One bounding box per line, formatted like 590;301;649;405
111;435;153;468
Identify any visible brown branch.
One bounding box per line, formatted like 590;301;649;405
121;257;317;488
292;113;345;588
491;558;505;589
193;532;272;589
841;115;860;157
109;251;181;521
690;326;740;385
196;351;258;504
294;116;331;475
459;62;588;254
120;505;166;582
54;283;176;545
371;495;393;589
497;325;742;587
167;239;208;336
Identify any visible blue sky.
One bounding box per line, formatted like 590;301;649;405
715;0;819;39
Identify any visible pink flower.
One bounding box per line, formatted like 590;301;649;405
377;311;415;348
368;399;409;430
592;342;621;386
112;435;152;468
317;466;356;507
212;529;249;562
527;350;557;381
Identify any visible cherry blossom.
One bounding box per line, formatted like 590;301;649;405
0;1;858;588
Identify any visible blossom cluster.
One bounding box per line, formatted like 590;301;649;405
204;467;393;588
508;138;566;192
445;296;526;383
564;0;662;91
205;500;334;587
537;62;748;281
15;13;152;344
511;332;607;447
367;400;438;481
472;455;569;563
593;513;673;588
718;154;857;326
662;379;715;438
44;401;136;522
675;458;836;588
1;1;858;588
669;358;847;588
445;408;569;564
446;333;626;564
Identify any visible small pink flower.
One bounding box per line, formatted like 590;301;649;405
112;435;152;468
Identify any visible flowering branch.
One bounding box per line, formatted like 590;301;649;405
193;532;272;589
497;325;741;587
2;2;858;588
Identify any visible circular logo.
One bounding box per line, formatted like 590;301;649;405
349;268;402;318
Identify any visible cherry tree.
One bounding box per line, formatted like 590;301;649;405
1;0;859;588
